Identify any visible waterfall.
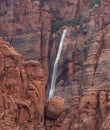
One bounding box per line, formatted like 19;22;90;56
48;29;67;99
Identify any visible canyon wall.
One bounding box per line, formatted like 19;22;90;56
1;0;110;130
0;0;51;75
49;0;110;129
0;38;47;130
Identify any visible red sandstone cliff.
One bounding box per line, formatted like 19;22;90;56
0;0;52;76
0;38;47;130
1;0;110;130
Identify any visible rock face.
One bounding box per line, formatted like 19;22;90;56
51;0;110;108
46;0;110;129
46;96;65;120
1;0;110;130
0;0;41;60
0;0;52;76
48;0;79;21
0;38;47;130
57;87;110;130
45;96;65;130
46;88;110;130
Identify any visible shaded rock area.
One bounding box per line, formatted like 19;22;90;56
52;0;110;108
0;0;52;76
45;0;110;129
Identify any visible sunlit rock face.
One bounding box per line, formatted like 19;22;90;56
0;38;47;130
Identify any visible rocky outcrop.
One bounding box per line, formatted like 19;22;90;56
0;38;47;130
45;96;65;130
46;96;65;119
45;88;110;130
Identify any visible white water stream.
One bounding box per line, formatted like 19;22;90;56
48;29;67;99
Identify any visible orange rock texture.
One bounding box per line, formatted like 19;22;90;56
1;0;110;130
46;96;65;120
0;38;47;130
45;96;66;130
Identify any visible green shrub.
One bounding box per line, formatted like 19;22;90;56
40;0;45;5
65;108;70;115
89;0;101;8
51;15;82;33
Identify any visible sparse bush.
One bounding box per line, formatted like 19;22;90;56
51;15;83;33
40;0;46;5
65;108;70;115
89;0;101;8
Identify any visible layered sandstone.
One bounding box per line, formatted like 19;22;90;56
51;0;108;106
46;88;110;130
0;0;41;60
46;0;110;129
0;0;52;76
1;0;110;130
0;38;47;130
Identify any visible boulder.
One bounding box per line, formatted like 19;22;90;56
46;96;65;120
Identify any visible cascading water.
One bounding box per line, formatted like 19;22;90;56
48;29;67;99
